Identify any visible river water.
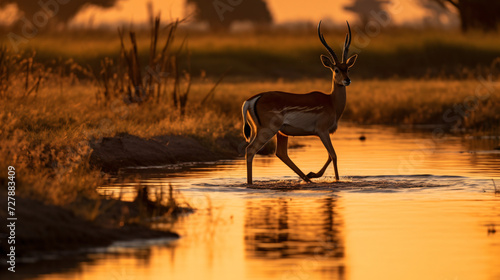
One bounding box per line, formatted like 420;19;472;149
9;125;500;280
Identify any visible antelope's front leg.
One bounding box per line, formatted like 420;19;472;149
276;133;312;183
317;133;340;181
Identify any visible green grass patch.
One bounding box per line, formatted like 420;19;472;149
3;28;500;79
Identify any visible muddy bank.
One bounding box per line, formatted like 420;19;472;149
0;190;182;261
90;133;244;173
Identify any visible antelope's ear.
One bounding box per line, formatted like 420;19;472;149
346;54;358;68
320;54;334;68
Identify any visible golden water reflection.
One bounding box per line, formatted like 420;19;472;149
8;189;500;280
15;190;500;280
245;197;345;279
246;197;343;259
343;192;500;280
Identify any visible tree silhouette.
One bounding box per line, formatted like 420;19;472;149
343;0;390;26
186;0;273;31
418;0;458;27
422;0;500;31
0;0;119;29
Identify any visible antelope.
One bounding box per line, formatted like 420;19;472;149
241;21;358;185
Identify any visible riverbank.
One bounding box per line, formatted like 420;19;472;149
90;133;243;173
0;188;186;261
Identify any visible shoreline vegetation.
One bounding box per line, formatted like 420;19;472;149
0;23;499;258
0;190;183;259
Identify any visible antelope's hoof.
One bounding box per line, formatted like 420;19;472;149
307;172;319;179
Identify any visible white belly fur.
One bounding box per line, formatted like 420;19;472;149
280;111;319;135
271;106;332;136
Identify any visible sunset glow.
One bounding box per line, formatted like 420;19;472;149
69;0;427;26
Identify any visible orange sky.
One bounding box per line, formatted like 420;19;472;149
70;0;427;26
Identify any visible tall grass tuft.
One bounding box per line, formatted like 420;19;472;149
96;12;196;118
0;47;43;98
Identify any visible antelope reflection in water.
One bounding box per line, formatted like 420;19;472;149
245;196;345;278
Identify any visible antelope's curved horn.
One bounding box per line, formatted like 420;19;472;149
318;21;340;64
342;21;352;63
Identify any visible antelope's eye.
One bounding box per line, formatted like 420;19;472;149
334;69;339;74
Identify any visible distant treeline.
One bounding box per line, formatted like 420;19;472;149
0;0;118;28
7;29;496;81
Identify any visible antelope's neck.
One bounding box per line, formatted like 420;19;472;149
331;83;347;120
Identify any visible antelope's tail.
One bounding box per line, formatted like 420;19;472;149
242;100;252;142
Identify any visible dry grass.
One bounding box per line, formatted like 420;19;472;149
346;79;500;131
0;79;238;205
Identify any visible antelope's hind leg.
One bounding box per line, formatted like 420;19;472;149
307;157;332;179
246;129;277;185
276;133;312;183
